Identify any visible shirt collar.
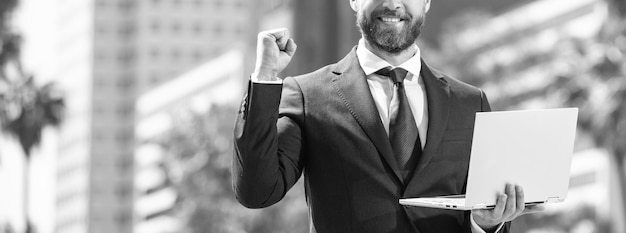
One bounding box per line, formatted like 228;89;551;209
355;38;422;77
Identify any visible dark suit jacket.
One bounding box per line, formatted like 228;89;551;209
233;48;510;233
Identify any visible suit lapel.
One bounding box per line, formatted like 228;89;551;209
330;48;404;184
329;50;451;186
411;60;451;178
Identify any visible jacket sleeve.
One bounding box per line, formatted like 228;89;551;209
232;77;306;208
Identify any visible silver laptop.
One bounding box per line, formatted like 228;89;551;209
399;108;578;210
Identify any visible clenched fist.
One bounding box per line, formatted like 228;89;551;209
253;28;297;81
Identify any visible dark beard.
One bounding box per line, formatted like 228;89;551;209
357;9;425;54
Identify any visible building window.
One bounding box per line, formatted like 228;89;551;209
118;24;134;38
150;48;161;59
116;185;131;198
150;20;161;33
116;104;133;116
171;48;181;61
234;25;244;35
118;50;135;66
210;48;221;57
117;156;133;170
234;0;244;8
116;75;134;89
95;23;107;35
96;0;107;8
213;25;223;35
93;105;104;115
116;211;130;227
192;22;203;35
149;74;161;85
93;132;104;141
95;51;107;62
93;78;107;88
116;131;133;144
171;21;181;33
119;0;134;11
192;50;203;61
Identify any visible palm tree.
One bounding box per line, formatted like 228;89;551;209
0;76;64;233
0;1;64;232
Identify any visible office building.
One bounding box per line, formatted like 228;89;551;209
34;0;255;232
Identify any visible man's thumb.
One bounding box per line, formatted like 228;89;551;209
284;38;297;56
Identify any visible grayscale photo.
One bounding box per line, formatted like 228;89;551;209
0;0;624;233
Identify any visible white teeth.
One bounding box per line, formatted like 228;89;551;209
381;17;401;23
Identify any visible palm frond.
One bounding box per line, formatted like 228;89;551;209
1;78;64;157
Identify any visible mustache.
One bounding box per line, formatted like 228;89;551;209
371;8;411;20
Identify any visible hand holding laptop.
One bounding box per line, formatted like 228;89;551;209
399;108;578;230
472;183;545;231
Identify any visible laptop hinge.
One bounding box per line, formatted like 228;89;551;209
472;203;488;209
545;197;563;203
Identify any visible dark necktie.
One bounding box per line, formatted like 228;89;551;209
375;67;421;170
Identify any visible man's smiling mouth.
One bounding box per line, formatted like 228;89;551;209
379;17;402;23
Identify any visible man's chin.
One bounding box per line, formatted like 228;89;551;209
369;39;407;54
371;29;421;54
369;33;408;53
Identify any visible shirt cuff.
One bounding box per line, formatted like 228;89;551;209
470;214;505;233
251;72;283;84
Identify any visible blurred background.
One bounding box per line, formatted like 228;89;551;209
0;0;625;232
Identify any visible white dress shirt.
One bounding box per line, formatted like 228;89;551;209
355;39;428;150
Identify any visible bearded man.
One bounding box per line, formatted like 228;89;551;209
233;0;540;232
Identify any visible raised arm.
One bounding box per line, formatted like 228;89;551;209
231;29;304;208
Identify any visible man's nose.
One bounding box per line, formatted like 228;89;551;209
381;0;403;10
